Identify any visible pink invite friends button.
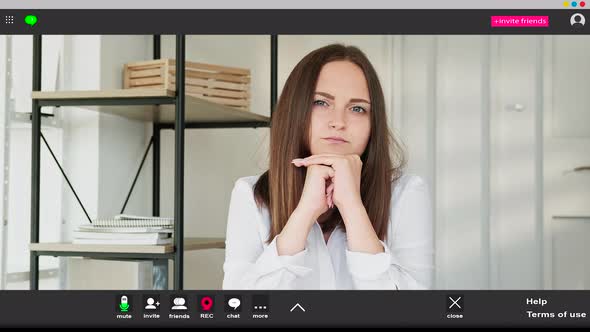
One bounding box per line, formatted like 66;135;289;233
491;16;549;27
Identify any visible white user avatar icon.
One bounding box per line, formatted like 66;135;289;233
145;297;157;310
171;297;187;310
570;13;585;27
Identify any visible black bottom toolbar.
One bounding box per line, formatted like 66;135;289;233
0;290;589;327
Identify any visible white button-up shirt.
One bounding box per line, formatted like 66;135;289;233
222;173;434;290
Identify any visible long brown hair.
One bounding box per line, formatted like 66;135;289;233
254;43;405;243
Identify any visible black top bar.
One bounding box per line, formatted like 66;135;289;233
3;10;589;34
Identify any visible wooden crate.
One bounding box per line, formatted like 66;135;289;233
123;59;251;111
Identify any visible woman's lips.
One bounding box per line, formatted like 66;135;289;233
322;137;348;144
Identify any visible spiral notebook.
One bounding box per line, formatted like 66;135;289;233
91;214;174;228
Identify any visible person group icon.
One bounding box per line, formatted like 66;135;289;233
171;297;188;310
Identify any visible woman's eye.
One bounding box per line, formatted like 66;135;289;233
313;100;329;107
351;106;366;113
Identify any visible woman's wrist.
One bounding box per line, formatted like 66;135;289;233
293;205;320;225
277;206;316;256
338;197;365;222
339;202;384;254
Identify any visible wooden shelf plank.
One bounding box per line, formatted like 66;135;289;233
159;95;268;124
31;89;270;125
29;237;225;255
185;237;225;251
32;88;176;100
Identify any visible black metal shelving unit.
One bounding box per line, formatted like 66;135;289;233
29;34;277;290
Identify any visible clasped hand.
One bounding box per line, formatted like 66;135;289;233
292;154;363;220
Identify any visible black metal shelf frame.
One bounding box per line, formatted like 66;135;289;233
29;34;278;290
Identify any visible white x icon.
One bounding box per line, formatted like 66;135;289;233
449;297;462;309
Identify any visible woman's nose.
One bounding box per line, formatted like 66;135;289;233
328;109;346;129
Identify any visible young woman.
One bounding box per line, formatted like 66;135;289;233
222;43;433;290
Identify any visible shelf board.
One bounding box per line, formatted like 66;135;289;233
32;88;176;101
185;237;226;251
32;88;270;125
553;215;590;220
29;237;225;255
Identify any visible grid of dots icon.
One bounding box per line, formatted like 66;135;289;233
564;1;586;7
5;16;14;24
254;305;268;310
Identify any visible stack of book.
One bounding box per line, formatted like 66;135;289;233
73;214;174;245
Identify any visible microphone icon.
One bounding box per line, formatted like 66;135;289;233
119;295;130;312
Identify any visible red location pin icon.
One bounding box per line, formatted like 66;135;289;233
201;296;213;311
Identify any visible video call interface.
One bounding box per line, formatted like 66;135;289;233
1;1;590;328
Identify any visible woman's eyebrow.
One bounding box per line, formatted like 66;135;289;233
315;91;371;104
349;98;371;104
315;91;335;100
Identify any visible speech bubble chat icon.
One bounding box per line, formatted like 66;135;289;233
228;298;241;310
25;15;38;27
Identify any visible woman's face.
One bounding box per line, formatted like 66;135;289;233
308;60;371;157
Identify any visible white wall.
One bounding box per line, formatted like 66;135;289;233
62;35;153;227
98;35;151;218
399;36;545;290
60;35;103;289
439;36;489;289
62;36;153;289
1;36;66;289
542;36;590;290
401;35;590;290
61;35;101;241
489;36;542;289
